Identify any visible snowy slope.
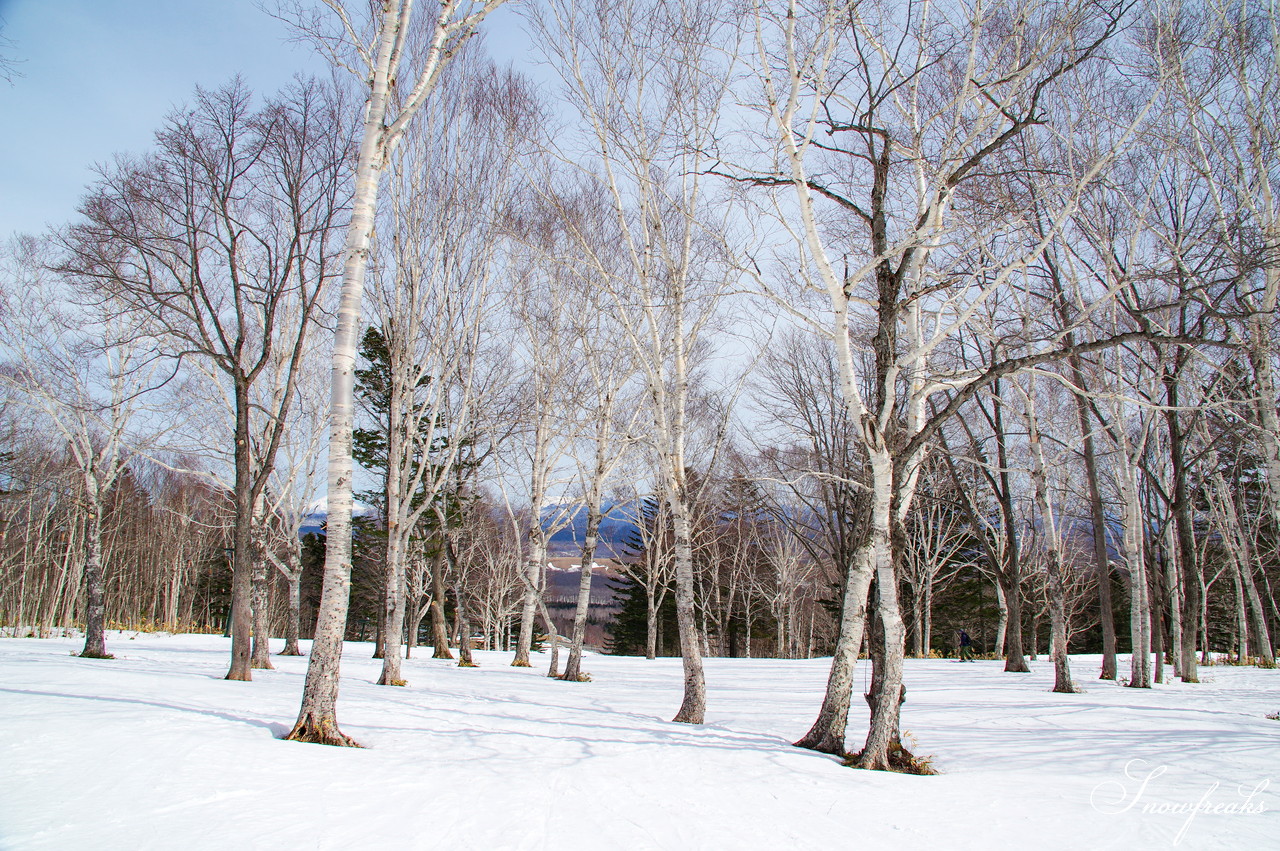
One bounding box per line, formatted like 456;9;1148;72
0;634;1275;850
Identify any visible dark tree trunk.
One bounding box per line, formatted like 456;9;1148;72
1164;366;1200;683
250;541;274;669
456;587;475;667
79;502;111;659
430;548;453;659
280;569;303;656
1073;391;1117;680
564;506;602;682
227;378;254;681
992;384;1030;674
1001;572;1030;672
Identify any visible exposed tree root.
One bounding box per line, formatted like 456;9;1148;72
278;648;304;657
457;660;479;668
510;660;532;668
284;714;363;748
844;740;938;775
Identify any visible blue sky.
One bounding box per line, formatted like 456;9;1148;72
0;1;536;240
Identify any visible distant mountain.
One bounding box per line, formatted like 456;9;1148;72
301;497;643;556
299;497;379;537
544;501;642;558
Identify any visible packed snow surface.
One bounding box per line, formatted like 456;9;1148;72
1;633;1276;849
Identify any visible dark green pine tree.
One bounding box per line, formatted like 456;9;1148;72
351;326;480;653
605;496;677;656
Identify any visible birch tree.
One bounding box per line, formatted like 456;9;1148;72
1146;0;1280;593
0;237;162;658
535;0;738;724
562;294;641;681
740;0;1144;767
358;56;533;686
485;197;583;671
282;0;506;746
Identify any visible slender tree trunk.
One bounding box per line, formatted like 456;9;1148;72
1164;381;1200;683
670;503;705;724
409;600;430;658
795;542;875;755
372;589;387;659
1025;403;1078;694
1214;473;1274;665
250;506;274;669
378;513;408;684
1001;573;1030;671
856;466;908;769
1121;466;1151;688
1246;309;1280;596
1200;575;1212;666
250;561;274;668
1164;531;1183;679
645;587;657;660
1073;391;1117;680
513;537;545;667
923;581;933;656
456;588;476;667
994;580;1008;658
912;591;925;657
1230;557;1248;662
430;547;452;659
564;508;602;681
227;379;255;681
79;500;110;659
281;563;303;656
286;5;404;746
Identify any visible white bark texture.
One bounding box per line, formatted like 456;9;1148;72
288;0;505;746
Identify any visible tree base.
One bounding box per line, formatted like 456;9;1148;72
559;672;591;682
511;660;532;668
278;647;304;657
432;647;455;660
457;660;479;668
844;741;938;775
250;659;275;670
284;714;363;748
79;651;114;660
794;730;844;756
377;677;407;687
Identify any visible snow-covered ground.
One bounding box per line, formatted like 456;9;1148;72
1;634;1275;850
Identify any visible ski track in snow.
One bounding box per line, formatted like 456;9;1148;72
0;633;1276;850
